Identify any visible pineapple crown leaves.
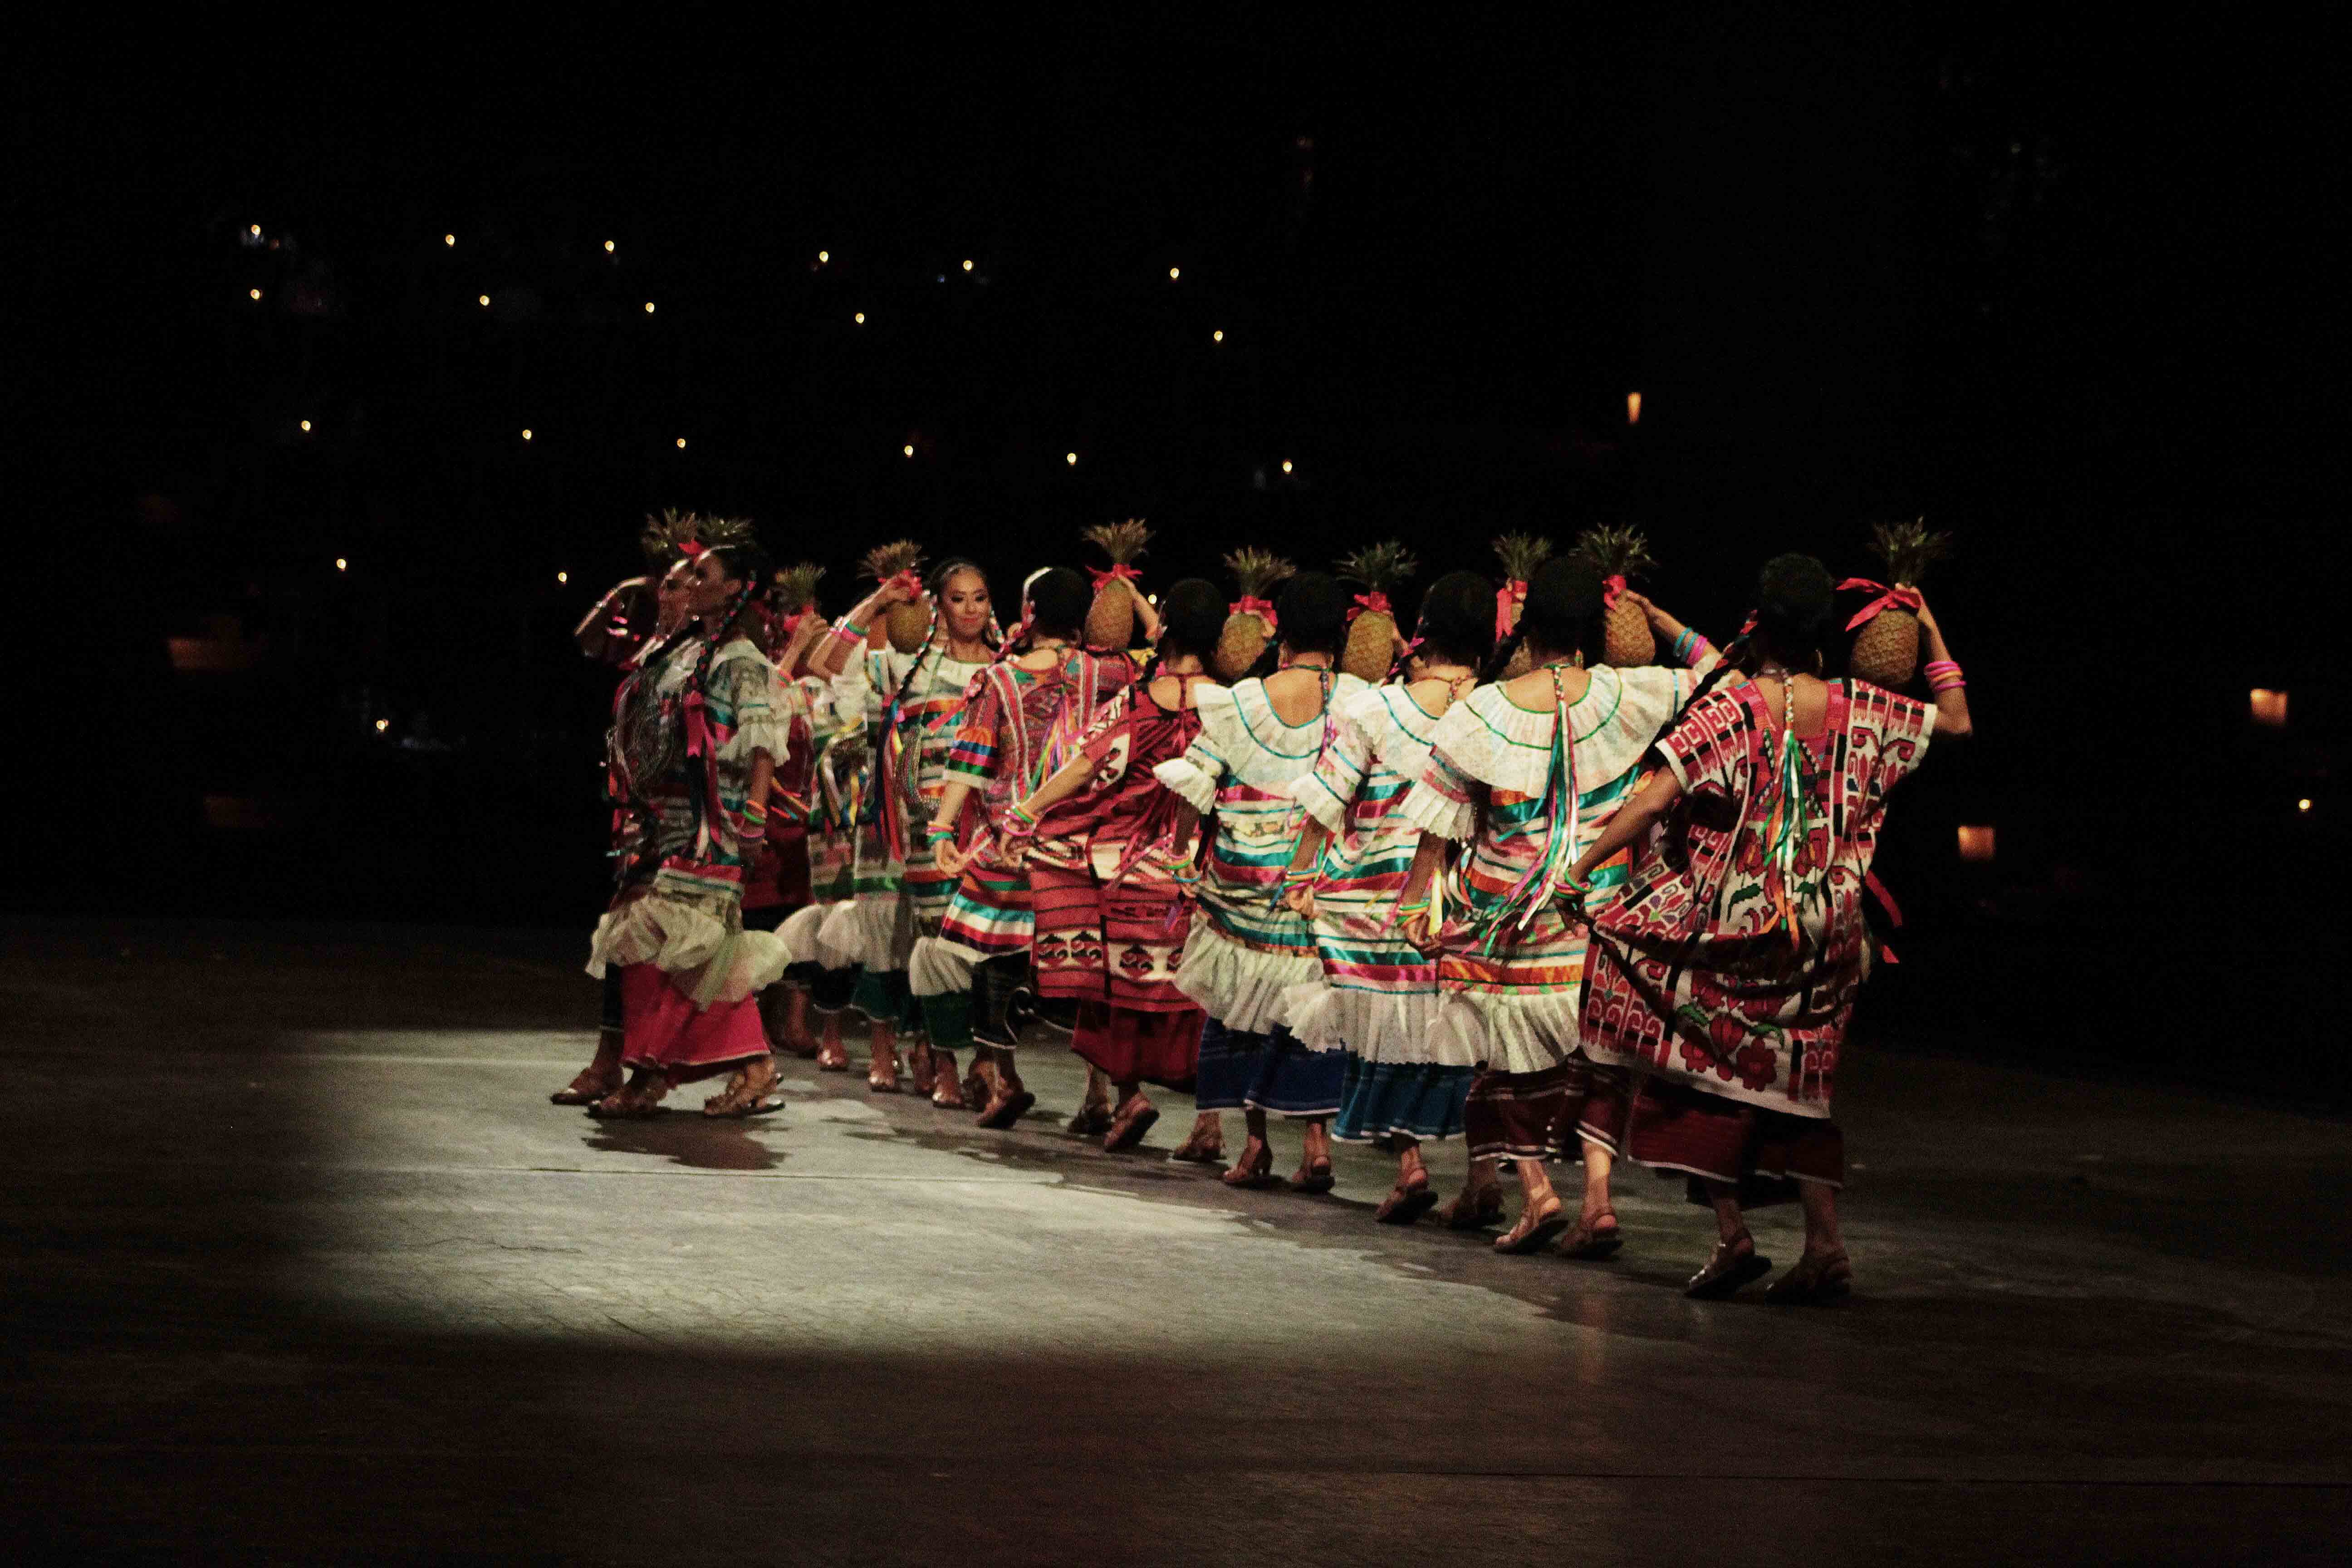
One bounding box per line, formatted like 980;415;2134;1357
858;539;926;582
1081;517;1152;564
639;507;701;564
772;560;826;613
1490;532;1554;580
1221;546;1296;598
1570;523;1659;581
1334;540;1420;594
1867;516;1954;586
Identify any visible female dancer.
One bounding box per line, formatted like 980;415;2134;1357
1001;579;1225;1151
920;567;1145;1127
1396;558;1718;1251
1153;573;1363;1191
808;559;995;1097
746;604;830;1058
584;539;796;1119
1569;557;1970;1301
554;546;699;1106
1281;570;1493;1221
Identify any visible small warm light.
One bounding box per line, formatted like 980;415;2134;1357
675;437;687;449
643;301;656;314
817;250;830;264
1169;266;1181;280
2298;798;2313;813
442;233;454;247
1627;391;1642;425
1211;328;1224;343
334;558;348;572
1957;825;1996;862
2250;688;2288;727
603;240;615;253
375;719;389;733
853;311;866;324
520;428;534;441
1064;451;1078;466
250;224;262;236
248;288;262;300
299;419;312;432
477;294;490;307
962;259;974;272
903;444;915;457
556;571;568;584
1281;459;1294;475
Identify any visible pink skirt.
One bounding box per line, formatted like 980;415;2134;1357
620;964;769;1082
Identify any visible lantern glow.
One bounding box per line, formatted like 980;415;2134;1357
1627;391;1642;424
2250;689;2288;726
1957;825;1996;862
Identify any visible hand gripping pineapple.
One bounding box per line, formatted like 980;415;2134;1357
1334;541;1419;684
1844;518;1953;689
1571;523;1660;666
1214;547;1295;680
1081;519;1152;649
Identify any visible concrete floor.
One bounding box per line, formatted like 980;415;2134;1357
3;920;2347;1566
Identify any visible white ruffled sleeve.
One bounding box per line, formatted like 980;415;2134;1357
1394;702;1481;841
1288;691;1374;833
711;648;792;767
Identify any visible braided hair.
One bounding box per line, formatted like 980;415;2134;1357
1481;556;1606;682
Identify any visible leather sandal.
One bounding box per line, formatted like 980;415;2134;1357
1168;1122;1224;1163
1764;1248;1852;1305
1686;1230;1773;1299
1494;1202;1570;1255
1374;1178;1439;1225
1555;1211;1624;1260
1444;1186;1506;1230
1292;1159;1336;1196
1221;1144;1278;1189
1102;1097;1160;1152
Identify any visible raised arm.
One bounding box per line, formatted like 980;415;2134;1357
806;578;917;678
1914;594;1973;740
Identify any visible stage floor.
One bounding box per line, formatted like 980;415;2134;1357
4;920;2347;1565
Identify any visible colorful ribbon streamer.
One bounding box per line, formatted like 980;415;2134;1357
1494;579;1526;641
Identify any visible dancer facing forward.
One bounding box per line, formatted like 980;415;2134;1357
1154;573;1366;1191
1571;555;1970;1302
921;567;1147;1128
1002;580;1227;1151
1282;570;1494;1222
1397;558;1719;1251
585;539;795;1119
808;559;996;1099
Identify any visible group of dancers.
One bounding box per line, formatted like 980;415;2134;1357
556;511;1972;1303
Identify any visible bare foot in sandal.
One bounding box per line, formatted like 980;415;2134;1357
703;1057;784;1117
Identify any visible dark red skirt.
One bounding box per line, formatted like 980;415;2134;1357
1462;1057;1626;1163
1072;1001;1202;1091
619;964;770;1082
1618;1076;1845;1207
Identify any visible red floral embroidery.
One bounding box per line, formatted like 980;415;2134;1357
1735;1041;1778;1091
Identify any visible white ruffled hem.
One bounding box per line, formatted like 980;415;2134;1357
585;898;793;1008
1430;987;1583;1077
1152;757;1219;813
782;902;853;970
909;933;981;998
1283;980;1465;1065
1396;778;1473;841
1174;924;1321;1034
818;892;911;972
715;713;793;767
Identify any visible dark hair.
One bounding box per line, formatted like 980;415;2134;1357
1156;578;1226;661
1276;571;1348;656
1484;555;1604;680
1025;565;1091;639
1417;570;1495;667
1751;552;1836;668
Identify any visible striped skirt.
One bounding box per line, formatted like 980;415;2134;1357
1461;1058;1625;1164
939;859;1033;958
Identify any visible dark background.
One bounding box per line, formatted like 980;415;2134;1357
10;10;2341;1101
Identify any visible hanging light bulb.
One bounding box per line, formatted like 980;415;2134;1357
817;250;830;264
334;558;348;572
248;288;262;301
521;428;534;441
556;570;568;584
1065;451;1078;466
675;437;687;449
1169;266;1181;280
1281;459;1294;475
603;240;615;254
962;259;974;272
1627;391;1642;425
854;311;866;324
442;233;455;247
250;224;263;236
478;294;490;307
643;301;655;314
375;719;390;732
1211;329;1224;343
903;444;915;457
299;419;312;432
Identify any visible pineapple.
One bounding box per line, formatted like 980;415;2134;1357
1573;523;1659;667
1214;547;1295;680
640;507;700;566
773;560;826;617
1848;517;1952;689
859;539;931;652
1334;541;1419;684
1081;518;1152;649
1493;532;1553;678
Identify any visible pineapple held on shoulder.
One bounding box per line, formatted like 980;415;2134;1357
1333;541;1419;684
1214;547;1295;680
1080;518;1152;650
1847;518;1953;690
1570;523;1660;667
1492;532;1553;678
858;540;931;652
